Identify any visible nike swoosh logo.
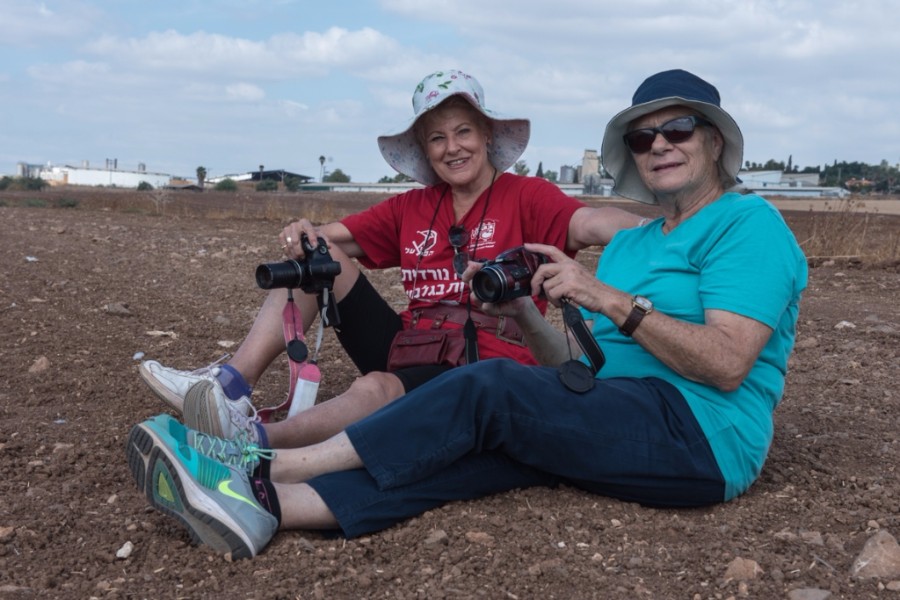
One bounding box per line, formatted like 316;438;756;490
218;479;261;510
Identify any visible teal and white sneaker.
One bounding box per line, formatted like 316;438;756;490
134;413;274;478
126;417;278;559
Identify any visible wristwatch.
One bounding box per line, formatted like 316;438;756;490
619;295;653;337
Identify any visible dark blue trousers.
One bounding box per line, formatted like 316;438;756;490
308;359;724;538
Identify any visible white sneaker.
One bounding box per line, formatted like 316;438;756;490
184;380;261;442
139;357;229;414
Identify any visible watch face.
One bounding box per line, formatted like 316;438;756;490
634;296;653;311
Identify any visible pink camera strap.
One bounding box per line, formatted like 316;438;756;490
257;294;308;423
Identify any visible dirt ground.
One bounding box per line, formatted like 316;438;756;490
1;188;899;599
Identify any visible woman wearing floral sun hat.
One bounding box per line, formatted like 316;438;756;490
138;69;643;452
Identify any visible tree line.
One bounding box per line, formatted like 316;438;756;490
742;157;899;192
378;157;899;193
5;156;898;194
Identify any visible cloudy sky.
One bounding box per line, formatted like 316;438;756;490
1;0;897;183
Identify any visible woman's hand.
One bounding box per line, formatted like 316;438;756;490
525;243;612;314
460;248;580;366
280;219;328;259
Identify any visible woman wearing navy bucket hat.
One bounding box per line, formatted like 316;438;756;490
126;69;808;559
136;70;642;454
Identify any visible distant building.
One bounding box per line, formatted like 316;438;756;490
781;172;820;187
737;170;848;198
17;160;172;189
207;168;313;184
581;149;600;179
559;165;577;184
581;150;613;196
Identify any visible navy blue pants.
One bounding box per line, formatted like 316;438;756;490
308;359;725;538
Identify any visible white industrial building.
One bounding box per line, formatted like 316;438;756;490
735;170;849;198
17;160;172;189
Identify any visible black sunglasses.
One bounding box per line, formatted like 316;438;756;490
449;225;469;276
623;115;713;154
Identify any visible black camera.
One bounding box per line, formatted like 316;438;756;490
255;234;342;294
471;246;547;303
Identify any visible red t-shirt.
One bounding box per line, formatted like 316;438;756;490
341;173;584;364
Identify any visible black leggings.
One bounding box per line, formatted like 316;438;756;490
331;274;451;392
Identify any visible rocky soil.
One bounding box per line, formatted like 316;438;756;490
1;188;899;599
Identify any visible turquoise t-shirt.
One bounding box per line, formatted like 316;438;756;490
582;192;807;500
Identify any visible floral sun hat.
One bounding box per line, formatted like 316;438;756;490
377;70;531;186
600;69;744;205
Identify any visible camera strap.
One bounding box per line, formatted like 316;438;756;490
258;288;328;423
316;286;341;328
558;299;605;393
463;310;479;365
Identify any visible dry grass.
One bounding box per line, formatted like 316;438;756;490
3;187;899;266
792;197;900;264
0;187;382;225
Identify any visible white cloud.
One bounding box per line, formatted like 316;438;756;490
27;60;111;85
0;0;103;46
225;83;265;102
82;27;406;80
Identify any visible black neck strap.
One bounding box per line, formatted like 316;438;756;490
562;300;605;374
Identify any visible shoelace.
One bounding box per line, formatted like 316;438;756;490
189;353;231;377
226;396;261;438
190;429;275;475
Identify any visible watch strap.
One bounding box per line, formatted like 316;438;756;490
619;296;651;337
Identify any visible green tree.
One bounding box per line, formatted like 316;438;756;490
196;166;207;189
284;176;303;191
324;168;351;183
513;160;529;176
535;162;544;178
137;181;154;191
214;178;238;192
2;176;47;191
742;158;898;192
256;179;278;192
378;173;414;183
544;170;559;183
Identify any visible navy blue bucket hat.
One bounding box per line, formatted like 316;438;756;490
601;69;744;204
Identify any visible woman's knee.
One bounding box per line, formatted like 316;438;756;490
348;371;405;403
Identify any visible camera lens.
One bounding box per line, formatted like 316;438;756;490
255;260;303;289
472;266;507;303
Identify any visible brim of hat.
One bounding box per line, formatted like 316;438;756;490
601;97;744;204
378;96;530;186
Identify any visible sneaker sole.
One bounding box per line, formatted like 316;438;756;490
125;415;188;494
183;381;227;438
125;423;258;559
138;362;188;414
126;424;154;495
